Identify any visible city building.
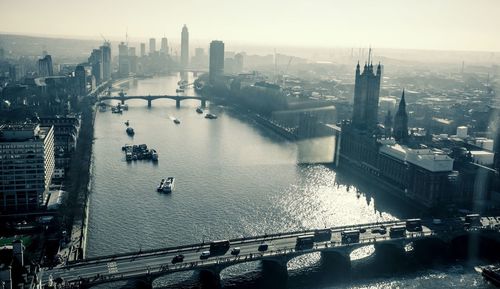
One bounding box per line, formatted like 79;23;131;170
128;47;137;74
209;40;224;84
74;65;86;96
0;240;40;289
393;91;408;143
181;25;189;67
39;115;81;169
352;62;382;130
0;123;55;212
88;48;103;84
37;55;53;77
100;42;111;81
140;43;146;57
149;38;156;54
234;53;244;73
160;37;169;55
191;47;207;68
338;62;457;208
118;42;129;77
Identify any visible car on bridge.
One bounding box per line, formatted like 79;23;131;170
341;230;360;244
171;254;184;264
389;225;406;238
231;247;241;255
406;219;423;232
200;251;211;259
258;243;269;252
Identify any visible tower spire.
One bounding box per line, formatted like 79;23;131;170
368;46;372;65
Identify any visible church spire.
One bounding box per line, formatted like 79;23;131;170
393;90;408;143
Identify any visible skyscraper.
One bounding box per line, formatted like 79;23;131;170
74;65;86;96
140;43;146;57
181;25;189;67
37;55;53;77
0;124;55;212
161;37;169;55
149;38;156;54
100;42;111;81
118;42;130;77
88;48;103;84
128;47;137;73
352;62;382;130
393;90;409;143
209;40;224;84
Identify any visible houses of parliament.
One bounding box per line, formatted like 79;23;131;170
337;60;490;208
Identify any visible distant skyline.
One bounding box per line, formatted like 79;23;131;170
1;0;499;52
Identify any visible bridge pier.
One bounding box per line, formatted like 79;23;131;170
121;99;125;105
199;268;221;289
147;99;152;108
320;249;352;281
176;99;181;108
201;99;206;108
261;258;288;289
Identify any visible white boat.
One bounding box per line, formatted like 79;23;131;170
162;177;175;193
205;113;218;119
151;149;158;161
196;107;203;114
126;127;135;136
173;118;181;124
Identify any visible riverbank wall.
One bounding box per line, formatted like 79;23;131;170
62;97;95;261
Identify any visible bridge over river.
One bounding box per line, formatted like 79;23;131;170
99;93;207;108
43;215;500;288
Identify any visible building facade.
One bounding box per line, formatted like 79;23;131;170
352;62;381;130
209;40;224;84
0;123;55;212
181;25;189;67
37;55;54;77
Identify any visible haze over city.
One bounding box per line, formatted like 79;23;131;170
1;0;500;51
1;1;500;289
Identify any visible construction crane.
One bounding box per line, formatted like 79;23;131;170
100;34;110;46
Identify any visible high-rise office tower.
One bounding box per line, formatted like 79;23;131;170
140;43;146;57
149;38;156;54
0;124;55;212
128;47;137;73
181;25;189;67
118;42;130;77
100;42;111;81
393;90;409;143
89;48;103;84
161;37;169;55
74;65;86;96
209;40;224;84
352;61;382;130
38;55;53;77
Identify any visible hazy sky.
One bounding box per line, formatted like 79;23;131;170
1;0;499;51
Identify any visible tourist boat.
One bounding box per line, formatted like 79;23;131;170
162;177;175;193
205;113;218;119
176;88;184;93
157;179;165;192
173;118;181;124
196;107;203;114
126;127;135;136
481;265;500;287
99;105;107;112
151;149;158;161
126;151;133;162
125;120;130;126
112;106;123;114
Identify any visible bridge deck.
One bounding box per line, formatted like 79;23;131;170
42;216;500;287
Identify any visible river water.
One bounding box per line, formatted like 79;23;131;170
86;74;493;288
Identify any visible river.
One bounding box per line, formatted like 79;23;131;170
86;74;493;288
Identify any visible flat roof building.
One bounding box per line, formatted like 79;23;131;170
0;123;55;212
